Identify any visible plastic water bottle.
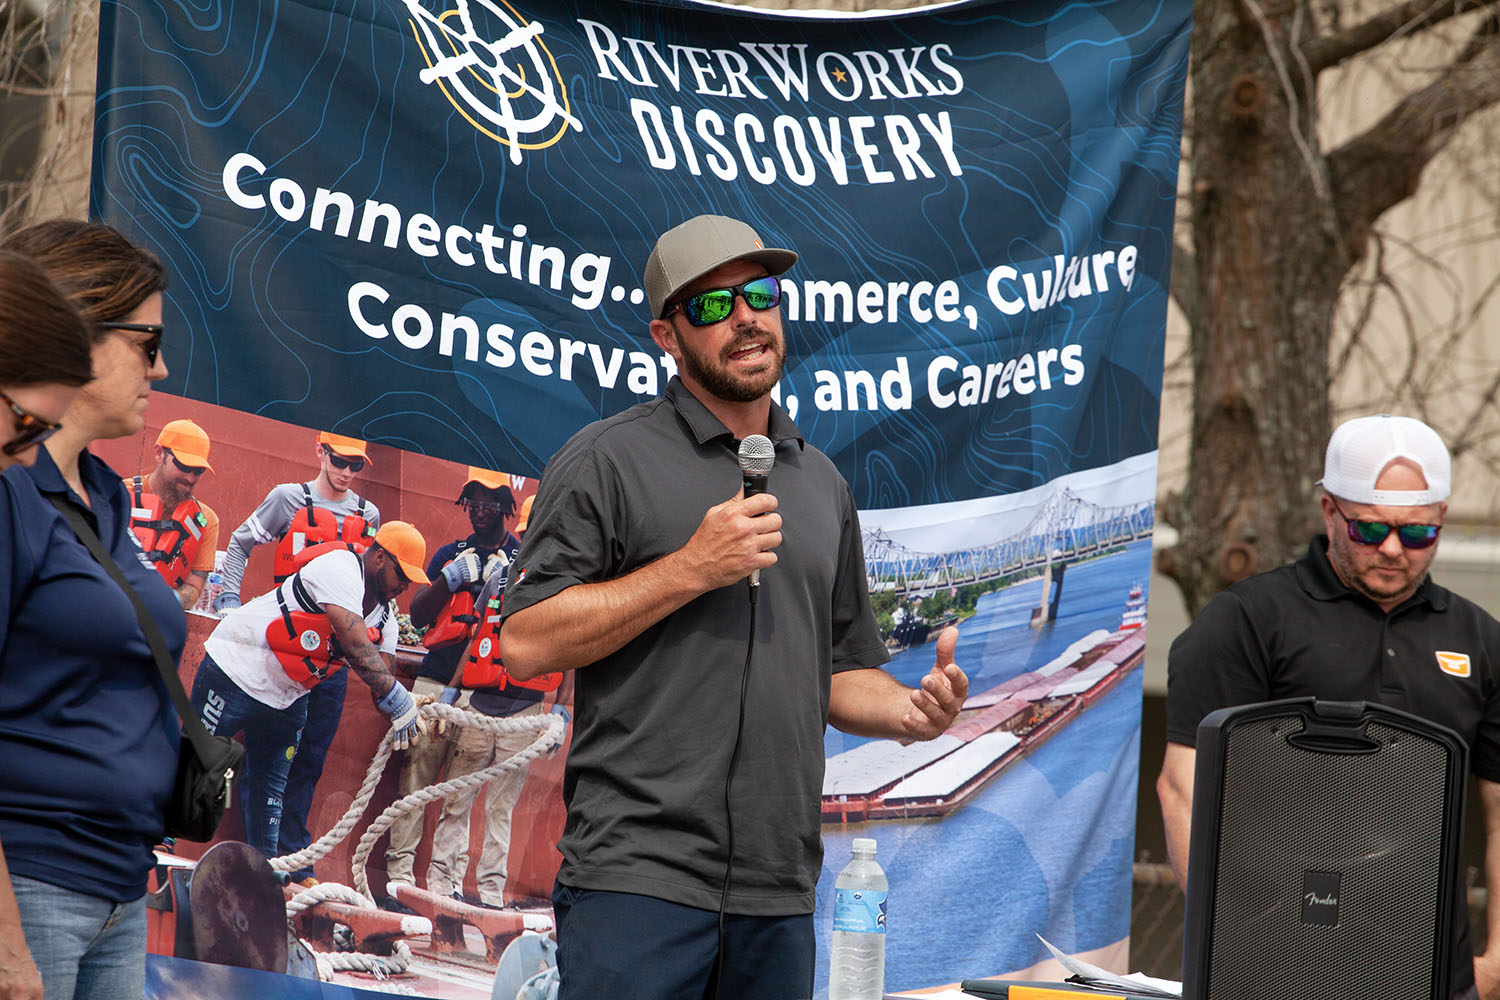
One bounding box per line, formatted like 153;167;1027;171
194;565;225;615
829;837;887;1000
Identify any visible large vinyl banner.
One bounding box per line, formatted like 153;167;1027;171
92;0;1190;997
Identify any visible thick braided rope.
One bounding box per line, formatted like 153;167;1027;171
322;939;414;976
264;707;559;988
313;941;421;990
350;710;565;897
286;880;374;918
284;882;418;982
270;702;560;879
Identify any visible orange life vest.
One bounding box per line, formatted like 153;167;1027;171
461;589;560;692
423;590;479;650
264;544;388;689
421;541;497;650
271;483;373;582
127;476;205;589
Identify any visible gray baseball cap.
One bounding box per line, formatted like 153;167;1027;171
643;215;797;320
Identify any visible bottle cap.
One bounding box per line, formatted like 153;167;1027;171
852;837;877;853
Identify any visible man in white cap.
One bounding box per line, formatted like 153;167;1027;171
1158;413;1500;1000
497;214;969;998
126;417;220;608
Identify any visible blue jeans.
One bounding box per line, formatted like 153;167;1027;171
11;875;146;1000
552;882;813;1000
277;665;348;880
189;653;306;860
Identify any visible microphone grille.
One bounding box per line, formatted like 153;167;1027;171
737;434;775;476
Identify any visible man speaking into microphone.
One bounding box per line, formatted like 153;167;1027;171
499;214;968;999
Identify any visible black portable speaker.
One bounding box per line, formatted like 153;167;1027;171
1182;698;1467;1000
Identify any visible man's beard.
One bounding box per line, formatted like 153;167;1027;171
677;327;786;403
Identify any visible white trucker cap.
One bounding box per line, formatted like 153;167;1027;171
1320;414;1451;506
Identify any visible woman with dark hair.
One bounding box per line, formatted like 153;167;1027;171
0;250;94;472
0;220;182;1000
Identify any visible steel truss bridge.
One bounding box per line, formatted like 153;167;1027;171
864;488;1154;597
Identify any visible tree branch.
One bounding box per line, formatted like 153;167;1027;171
1327;15;1500;246
1304;0;1500;74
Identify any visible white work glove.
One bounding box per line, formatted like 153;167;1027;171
440;550;482;591
482;550;510;583
375;682;422;750
213;591;242;613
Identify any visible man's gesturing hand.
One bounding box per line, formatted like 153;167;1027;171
677;490;782;592
901;627;968;741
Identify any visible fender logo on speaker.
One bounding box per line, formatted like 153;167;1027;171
1436;651;1472;677
1301;870;1341;926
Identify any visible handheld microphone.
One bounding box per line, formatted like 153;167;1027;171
737;434;775;587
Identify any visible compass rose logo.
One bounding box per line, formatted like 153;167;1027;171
402;0;583;163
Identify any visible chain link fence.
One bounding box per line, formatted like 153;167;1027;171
1130;858;1491;982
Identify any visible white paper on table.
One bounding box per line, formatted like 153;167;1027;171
1037;934;1183;997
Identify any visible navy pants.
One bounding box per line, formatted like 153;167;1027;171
277;665;348;880
189;654;306;860
552;882;814;1000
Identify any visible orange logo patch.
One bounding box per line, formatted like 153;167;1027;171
1436;651;1472;677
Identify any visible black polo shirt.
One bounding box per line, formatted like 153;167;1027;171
1166;536;1500;775
501;377;888;915
1166;535;1500;994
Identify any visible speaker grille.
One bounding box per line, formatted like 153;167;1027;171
1205;715;1449;1000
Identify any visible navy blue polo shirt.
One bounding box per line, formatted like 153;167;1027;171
0;447;185;901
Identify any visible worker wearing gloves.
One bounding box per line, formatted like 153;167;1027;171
384;469;517;899
188;520;430;865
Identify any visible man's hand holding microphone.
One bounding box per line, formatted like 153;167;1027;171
674;436;781;594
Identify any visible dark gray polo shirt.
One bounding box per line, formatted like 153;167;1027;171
1165;534;1500;994
501;377;889;915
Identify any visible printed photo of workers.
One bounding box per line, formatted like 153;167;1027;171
84;398;561;998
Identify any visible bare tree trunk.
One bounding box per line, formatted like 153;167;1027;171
1160;4;1340;613
1161;0;1500;616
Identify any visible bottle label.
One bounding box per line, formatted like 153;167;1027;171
832;888;887;934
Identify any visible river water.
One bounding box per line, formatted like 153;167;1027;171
814;538;1154;996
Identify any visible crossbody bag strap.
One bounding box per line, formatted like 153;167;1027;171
45;492;219;760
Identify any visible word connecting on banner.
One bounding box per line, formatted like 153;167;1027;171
221;153;620;311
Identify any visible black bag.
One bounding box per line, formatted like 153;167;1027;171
48;494;244;842
165;725;244;841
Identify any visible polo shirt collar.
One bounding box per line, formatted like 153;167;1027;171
23;444;70;494
663;375;806;450
1296;533;1446;613
25;445;117;517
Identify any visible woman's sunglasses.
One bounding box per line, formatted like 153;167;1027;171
100;322;163;367
321;446;365;472
663;276;782;327
1331;500;1442;550
2;390;64;457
